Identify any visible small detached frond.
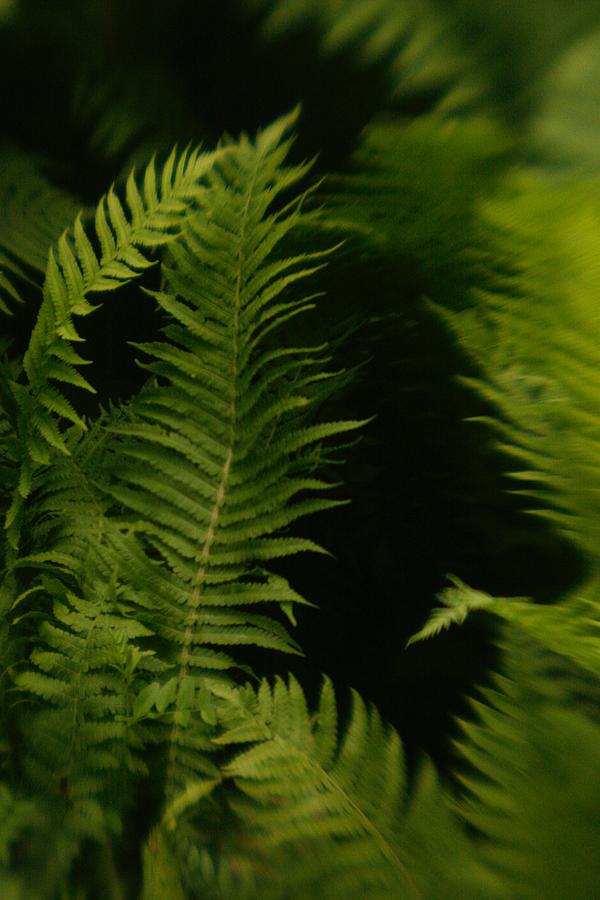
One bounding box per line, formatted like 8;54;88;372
407;574;502;644
101;110;365;798
409;573;600;682
4;142;222;548
0;148;82;314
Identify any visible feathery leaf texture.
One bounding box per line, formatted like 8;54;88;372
3;141;221;547
410;573;600;683
2;18;599;888
12;561;161;897
0;148;82;315
452;644;600;899
185;673;481;900
98;109;364;798
318;116;509;305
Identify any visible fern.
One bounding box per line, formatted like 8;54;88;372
245;0;483;111
3;141;221;548
318;114;509;305
2;4;600;894
12;569;159;897
410;573;600;682
452;642;600;899
158;673;485;900
431;173;600;572
95;110;365;803
0;148;81;314
409;579;600;898
0;111;376;895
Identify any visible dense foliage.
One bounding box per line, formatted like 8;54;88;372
1;1;599;897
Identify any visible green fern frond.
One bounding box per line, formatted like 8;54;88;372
97;110;365;799
318;115;509;305
409;573;600;682
0;148;81;314
11;562;161;896
246;0;483;111
406;574;506;645
4;142;222;549
453;643;600;899
195;673;484;900
432;174;600;570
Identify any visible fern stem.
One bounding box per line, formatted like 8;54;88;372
165;147;261;795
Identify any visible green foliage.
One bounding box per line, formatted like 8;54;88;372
433;174;600;568
453;642;600;900
3;143;222;548
208;674;489;900
246;0;484;111
319;114;510;305
0;149;82;314
2;2;600;897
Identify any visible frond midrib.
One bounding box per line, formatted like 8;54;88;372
165;145;266;795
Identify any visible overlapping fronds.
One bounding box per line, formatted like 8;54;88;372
179;673;485;900
3;142;220;548
410;576;600;898
12;562;161;897
0;148;81;314
99;110;365;799
245;0;483;111
432;174;600;569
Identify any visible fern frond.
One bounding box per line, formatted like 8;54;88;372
194;673;485;900
453;642;600;899
4;142;222;549
98;111;365;799
407;574;507;644
0;148;82;314
319;115;509;305
432;174;600;571
409;573;600;683
246;0;483;111
11;561;161;896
